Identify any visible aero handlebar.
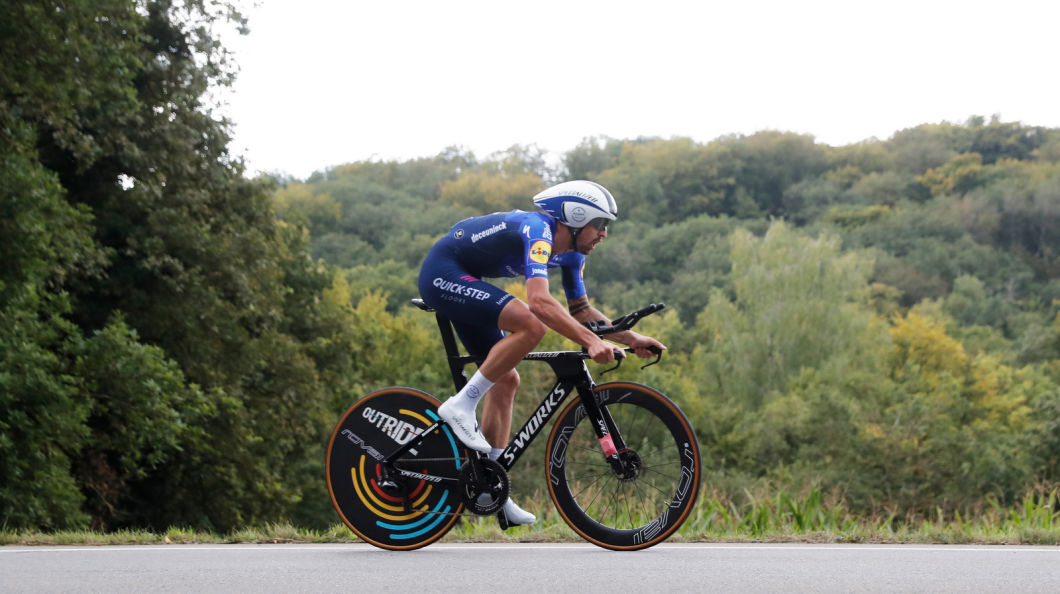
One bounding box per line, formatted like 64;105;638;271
583;302;666;336
581;303;667;374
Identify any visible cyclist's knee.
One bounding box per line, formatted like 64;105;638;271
525;317;547;344
500;302;548;344
494;369;520;394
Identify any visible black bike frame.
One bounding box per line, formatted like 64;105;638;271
383;302;625;474
495;351;610;471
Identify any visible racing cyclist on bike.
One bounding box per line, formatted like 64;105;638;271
417;180;666;526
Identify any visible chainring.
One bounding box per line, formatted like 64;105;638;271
458;457;510;515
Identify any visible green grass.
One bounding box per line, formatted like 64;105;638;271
4;489;1058;546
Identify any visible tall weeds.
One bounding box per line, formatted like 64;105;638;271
2;488;1057;545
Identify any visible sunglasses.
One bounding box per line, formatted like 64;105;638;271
586;218;611;231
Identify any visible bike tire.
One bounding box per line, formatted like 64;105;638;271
546;382;701;550
326;387;468;550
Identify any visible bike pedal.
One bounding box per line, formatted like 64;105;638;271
496;512;511;531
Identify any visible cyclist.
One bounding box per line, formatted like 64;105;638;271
417;180;666;526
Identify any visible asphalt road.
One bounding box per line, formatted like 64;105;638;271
2;543;1059;593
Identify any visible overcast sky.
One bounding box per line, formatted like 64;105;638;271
220;0;1060;180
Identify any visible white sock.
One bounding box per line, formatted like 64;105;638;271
449;370;494;415
489;448;504;461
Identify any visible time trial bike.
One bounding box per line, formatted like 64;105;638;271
325;300;701;550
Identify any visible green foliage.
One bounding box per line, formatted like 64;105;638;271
0;83;102;531
3;0;1059;531
563;136;625;179
1;0;368;532
847;310;1037;513
918;153;991;197
0;302;89;530
584;214;755;323
694;221;880;407
684;488;857;537
273;184;342;233
68;316;207;528
272;118;1060;523
440;169;545;213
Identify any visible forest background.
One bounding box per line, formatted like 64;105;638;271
2;0;1059;533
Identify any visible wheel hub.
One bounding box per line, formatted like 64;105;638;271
614;448;642;482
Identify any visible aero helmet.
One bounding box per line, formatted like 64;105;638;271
532;180;617;229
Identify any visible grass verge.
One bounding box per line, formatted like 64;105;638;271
4;489;1057;547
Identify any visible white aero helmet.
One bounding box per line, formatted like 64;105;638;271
532;180;617;229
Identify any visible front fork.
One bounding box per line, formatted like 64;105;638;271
575;382;635;475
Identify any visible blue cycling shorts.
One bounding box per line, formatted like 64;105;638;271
417;243;516;358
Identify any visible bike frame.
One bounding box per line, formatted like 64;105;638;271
382;302;626;476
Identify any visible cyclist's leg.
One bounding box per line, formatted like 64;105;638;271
474;301;544;525
475;298;546;442
480;368;518;447
434;322;503;452
479;369;537;526
454;298;546;447
420;262;516;451
441;300;545;452
477;298;547;379
451;305;542;523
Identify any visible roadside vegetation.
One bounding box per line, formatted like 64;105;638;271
4;489;1056;546
3;0;1059;540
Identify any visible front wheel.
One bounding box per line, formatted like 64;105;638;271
546;382;701;550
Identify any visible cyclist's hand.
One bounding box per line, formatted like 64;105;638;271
587;338;619;365
629;335;667;359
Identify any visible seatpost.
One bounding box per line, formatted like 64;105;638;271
409;298;485;393
435;313;471;392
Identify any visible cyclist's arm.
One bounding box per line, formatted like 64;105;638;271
567;296;666;358
526;277;614;363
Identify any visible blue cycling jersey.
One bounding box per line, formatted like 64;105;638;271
434;210;587;300
417;210;590;357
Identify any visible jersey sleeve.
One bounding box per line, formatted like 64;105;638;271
520;214;554;280
559;253;587;300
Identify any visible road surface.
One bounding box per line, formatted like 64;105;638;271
2;543;1059;592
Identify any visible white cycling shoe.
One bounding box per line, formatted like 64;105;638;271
500;498;537;526
437;398;492;454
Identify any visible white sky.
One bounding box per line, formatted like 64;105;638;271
221;0;1060;180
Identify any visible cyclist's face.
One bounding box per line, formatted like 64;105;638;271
576;223;607;255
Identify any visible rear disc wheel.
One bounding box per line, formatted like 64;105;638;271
326;387;469;550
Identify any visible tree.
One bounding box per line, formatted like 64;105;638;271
1;0;360;531
727;131;830;217
439;168;544;213
1;0;137;529
847;309;1037;513
563;136;624;180
693;221;879;408
917;153;991;197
